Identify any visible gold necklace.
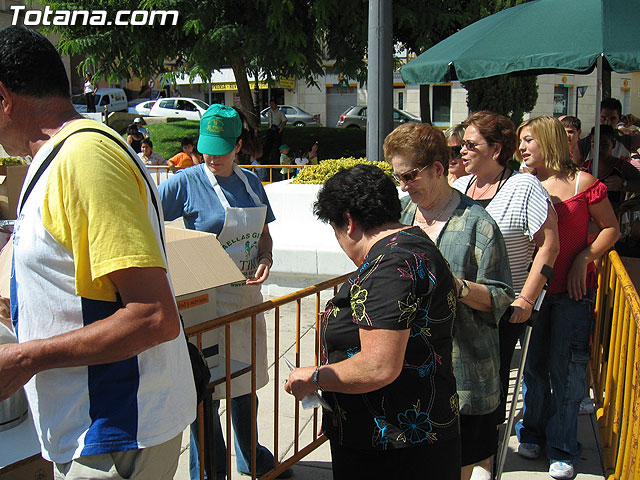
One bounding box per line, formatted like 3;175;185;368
416;190;455;226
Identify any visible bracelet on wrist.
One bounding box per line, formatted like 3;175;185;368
517;294;535;307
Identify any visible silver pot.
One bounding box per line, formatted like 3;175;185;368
0;387;28;432
0;322;29;431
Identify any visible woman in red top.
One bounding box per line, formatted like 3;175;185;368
513;116;619;480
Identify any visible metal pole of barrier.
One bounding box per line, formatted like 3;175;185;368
274;307;280;463
225;325;232;479
251;314;257;479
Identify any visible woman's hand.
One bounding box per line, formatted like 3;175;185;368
603;175;625;192
285;366;317;401
246;259;270;285
567;257;589;301
509;297;533;323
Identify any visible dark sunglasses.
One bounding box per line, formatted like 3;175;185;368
461;140;487;150
450;145;462;158
393;165;429;184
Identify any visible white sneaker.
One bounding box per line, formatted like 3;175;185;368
549;460;574;479
579;397;595;415
470;466;492;480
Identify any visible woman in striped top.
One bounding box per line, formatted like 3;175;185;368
453;111;560;427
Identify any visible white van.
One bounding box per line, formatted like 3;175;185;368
73;88;128;113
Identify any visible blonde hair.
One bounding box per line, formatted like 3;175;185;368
516;116;578;176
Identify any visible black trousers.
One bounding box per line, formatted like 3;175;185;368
496;318;528;423
86;93;96;113
329;437;461;480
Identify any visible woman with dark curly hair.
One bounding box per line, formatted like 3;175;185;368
285;164;461;479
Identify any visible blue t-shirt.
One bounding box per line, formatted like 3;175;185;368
158;164;275;233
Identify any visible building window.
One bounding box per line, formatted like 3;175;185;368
553;86;568;117
432;85;451;127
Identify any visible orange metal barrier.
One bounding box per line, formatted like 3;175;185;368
184;273;350;480
239;164;310;184
145;164;309;186
591;250;640;479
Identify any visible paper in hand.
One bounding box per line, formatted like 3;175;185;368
284;357;333;412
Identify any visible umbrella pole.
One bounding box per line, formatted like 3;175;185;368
593;55;603;176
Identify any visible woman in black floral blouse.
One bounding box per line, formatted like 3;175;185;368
285;164;461;479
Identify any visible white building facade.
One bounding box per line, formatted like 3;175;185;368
176;68;637;135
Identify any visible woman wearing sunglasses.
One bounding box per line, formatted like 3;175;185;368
386;122;515;480
452;111;560;430
445;123;467;185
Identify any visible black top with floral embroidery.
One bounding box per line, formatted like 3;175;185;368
321;227;460;450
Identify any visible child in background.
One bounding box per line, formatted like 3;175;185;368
279;144;292;180
307;141;319;165
168;137;202;172
294;148;309;175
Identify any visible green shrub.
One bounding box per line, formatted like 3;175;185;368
0;157;27;166
292;158;396;184
146;122;366;161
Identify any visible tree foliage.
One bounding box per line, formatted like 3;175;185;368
464;75;538;126
39;0;536;126
41;0;371;126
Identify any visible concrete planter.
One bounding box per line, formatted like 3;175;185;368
263;181;353;295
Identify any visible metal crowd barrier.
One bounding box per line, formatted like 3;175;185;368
591;250;640;479
184;274;350;480
145;165;309;186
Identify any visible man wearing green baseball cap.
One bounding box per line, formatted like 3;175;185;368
158;105;288;479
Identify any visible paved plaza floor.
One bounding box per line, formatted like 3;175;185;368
174;295;605;480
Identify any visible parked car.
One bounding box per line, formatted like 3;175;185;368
72;88;129;113
127;100;156;116
148;97;209;121
336;106;421;128
260;105;321;127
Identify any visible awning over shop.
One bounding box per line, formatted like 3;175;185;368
175;69;295;91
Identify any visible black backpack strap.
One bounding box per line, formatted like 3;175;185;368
19;136;72;214
20;127;165;252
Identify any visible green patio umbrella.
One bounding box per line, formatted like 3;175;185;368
402;0;640;191
401;0;640;85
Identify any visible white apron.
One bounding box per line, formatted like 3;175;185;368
205;164;269;399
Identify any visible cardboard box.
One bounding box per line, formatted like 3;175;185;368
0;454;53;480
0;165;28;220
165;227;245;365
0;227;245;364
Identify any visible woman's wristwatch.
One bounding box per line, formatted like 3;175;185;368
313;366;323;391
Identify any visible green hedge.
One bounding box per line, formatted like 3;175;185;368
145;121;366;161
292;158;396;184
0;157;27;166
